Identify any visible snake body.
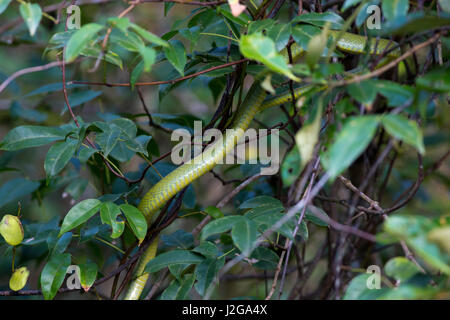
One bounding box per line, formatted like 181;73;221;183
124;31;400;300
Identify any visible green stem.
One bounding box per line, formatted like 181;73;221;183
94;236;126;255
200;33;239;43
11;247;16;272
218;248;235;260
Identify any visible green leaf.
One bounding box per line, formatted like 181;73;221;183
381;12;450;35
343;274;371;300
383;215;450;275
19;2;42;36
295;99;323;168
381;114;425;154
239;195;283;209
375;80;414;107
382;0;409;21
217;6;249;27
247;19;275;34
384;257;421;282
305;205;329;227
0;178;40;209
342;0;363;11
137;45;156;72
347;80;378;107
195;258;224;296
292;12;345;29
79;261;98;292
297;220;308;240
439;0;450;13
130;23;168;47
0;0;12;15
169;263;189;281
24;82;82;97
79;47;123;69
145;250;204;273
164;40;187;76
52;232;72;255
66;90;102;111
246;210;293;240
240;33;299;81
78;147;97;162
130;60;144;89
60;199;102;235
291;25;322;51
204;206;224;219
416;67;450;93
305;29;330;70
250;247;279;270
161;273;196;300
66;23;104;62
100;202;125;239
322;116;380;179
267;23;291;51
95;124;122;157
10;101;47;123
175;273;196;300
231;218;258;256
241;197;293;240
44;140;77;178
0;125;66;151
281;146;301;187
162;229;194;249
40;253;71;300
179;26;201;48
201;216;245;241
96;118;148;160
120;204;147;244
107;17;130;32
192;242;219;258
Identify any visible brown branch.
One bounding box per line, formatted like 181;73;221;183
61;8;80;127
265;247;286;300
332;32;442;87
338;175;382;211
70;59;248;87
0;60;74;94
307;205;376;242
136;86;171;133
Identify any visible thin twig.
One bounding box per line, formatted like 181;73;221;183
71;59;248;87
332;33;442;87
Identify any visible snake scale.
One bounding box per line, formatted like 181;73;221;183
124;31;400;300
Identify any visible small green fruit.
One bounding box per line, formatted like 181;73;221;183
0;214;24;246
9;267;30;291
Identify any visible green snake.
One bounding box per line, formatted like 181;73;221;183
124;31;400;300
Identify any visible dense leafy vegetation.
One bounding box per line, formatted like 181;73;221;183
0;0;449;300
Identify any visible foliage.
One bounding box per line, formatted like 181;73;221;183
0;0;449;300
